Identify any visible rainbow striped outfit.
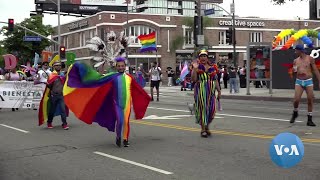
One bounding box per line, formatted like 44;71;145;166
194;64;219;128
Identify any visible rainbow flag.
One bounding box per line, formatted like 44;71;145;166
138;31;157;53
62;62;151;132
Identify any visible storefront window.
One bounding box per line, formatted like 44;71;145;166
125;26;156;45
185;30;193;45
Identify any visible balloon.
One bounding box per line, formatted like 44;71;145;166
66;52;76;66
49;55;60;67
273;29;296;48
275;29;320;50
3;54;17;70
300;36;314;48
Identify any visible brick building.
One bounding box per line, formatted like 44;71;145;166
51;11;320;73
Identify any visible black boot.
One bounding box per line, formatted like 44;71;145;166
307;115;316;127
116;138;121;147
290;111;298;123
123;140;130;147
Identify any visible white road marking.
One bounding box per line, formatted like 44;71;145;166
143;115;180;120
251;106;319;113
93;152;173;175
148;107;302;123
143;114;224;120
148;107;189;113
0;124;30;133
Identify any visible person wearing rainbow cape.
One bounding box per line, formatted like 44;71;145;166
63;57;151;147
191;49;221;138
38;61;69;130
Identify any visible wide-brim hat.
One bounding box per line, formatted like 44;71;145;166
198;49;208;56
53;61;61;66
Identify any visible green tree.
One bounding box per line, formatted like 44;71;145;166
0;16;54;65
170;16;212;54
272;0;306;5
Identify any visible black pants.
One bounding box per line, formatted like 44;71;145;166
47;95;67;125
223;78;228;88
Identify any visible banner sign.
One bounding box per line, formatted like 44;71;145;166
247;45;271;80
0;81;46;109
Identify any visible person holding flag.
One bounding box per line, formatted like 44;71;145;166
62;57;151;147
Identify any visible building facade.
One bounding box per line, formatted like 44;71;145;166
133;0;224;17
51;11;320;75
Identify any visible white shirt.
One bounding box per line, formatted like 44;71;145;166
149;67;161;81
38;69;52;83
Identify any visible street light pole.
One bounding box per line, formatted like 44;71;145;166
198;0;202;38
232;0;236;67
58;0;61;58
126;0;130;73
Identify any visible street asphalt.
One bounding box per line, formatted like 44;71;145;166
1;88;320;180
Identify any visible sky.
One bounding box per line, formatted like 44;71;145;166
0;0;312;40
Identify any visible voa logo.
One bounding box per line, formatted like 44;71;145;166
269;132;304;168
274;145;300;156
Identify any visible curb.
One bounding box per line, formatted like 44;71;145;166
186;93;320;103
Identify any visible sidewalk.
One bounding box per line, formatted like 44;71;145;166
147;84;320;103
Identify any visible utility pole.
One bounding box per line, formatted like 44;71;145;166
198;0;202;39
231;0;236;67
126;0;130;73
194;0;203;55
58;0;61;58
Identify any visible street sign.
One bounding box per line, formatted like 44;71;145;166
23;36;41;42
197;35;204;45
230;3;235;14
204;9;215;16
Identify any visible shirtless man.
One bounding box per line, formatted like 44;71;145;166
290;45;320;126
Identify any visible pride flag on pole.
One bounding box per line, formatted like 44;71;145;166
137;31;157;53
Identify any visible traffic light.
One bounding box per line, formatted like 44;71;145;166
8;19;14;32
194;1;200;15
60;46;66;59
226;27;233;45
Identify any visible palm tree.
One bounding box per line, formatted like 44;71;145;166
170;16;213;55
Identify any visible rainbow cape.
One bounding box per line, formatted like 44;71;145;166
63;62;151;132
38;72;69;126
138;31;157;53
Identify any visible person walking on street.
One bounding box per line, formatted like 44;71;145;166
62;57;150;147
290;45;320;126
144;62;162;101
39;62;69;130
191;49;221;138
